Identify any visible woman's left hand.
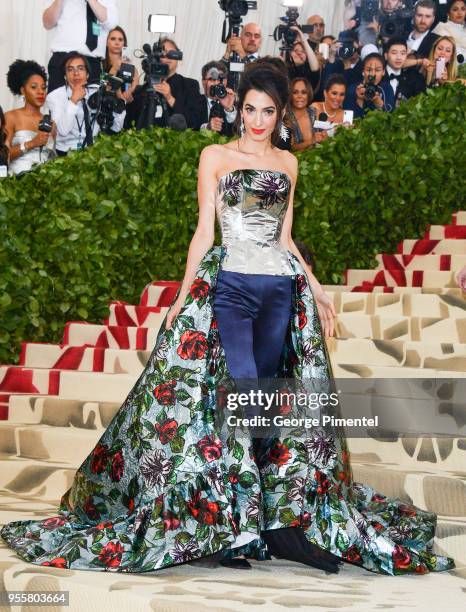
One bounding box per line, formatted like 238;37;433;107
315;291;336;339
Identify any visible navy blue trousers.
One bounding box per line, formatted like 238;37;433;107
213;270;293;382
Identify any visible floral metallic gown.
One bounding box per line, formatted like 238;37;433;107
1;169;454;575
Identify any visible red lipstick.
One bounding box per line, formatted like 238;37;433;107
251;128;266;134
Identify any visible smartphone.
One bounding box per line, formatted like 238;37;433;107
343;110;354;125
319;43;329;60
435;57;446;79
148;14;176;33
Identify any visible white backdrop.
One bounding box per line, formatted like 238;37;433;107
0;0;344;111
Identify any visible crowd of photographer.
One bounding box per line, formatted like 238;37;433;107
0;0;465;177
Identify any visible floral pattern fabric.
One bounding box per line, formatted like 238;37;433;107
0;246;455;575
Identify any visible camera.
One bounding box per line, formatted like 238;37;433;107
273;4;313;53
38;114;53;133
139;41;183;87
361;0;380;22
364;74;380;101
208;69;228;99
219;1;257;91
88;73;127;134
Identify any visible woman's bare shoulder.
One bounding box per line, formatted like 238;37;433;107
277;149;298;181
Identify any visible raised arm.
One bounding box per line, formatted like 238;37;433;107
165;145;218;329
280;154;336;338
43;0;64;30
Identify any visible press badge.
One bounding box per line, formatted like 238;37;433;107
92;22;101;36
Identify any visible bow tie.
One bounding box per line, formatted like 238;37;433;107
389;73;401;81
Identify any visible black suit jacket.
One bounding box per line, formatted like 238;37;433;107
382;68;426;103
414;32;440;59
198;96;235;137
124;73;204;130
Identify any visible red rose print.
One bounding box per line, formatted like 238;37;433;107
90;443;109;474
95;521;113;530
301;512;311;530
126;498;135;515
163;511;181;531
296;274;307;295
187;491;220;525
216;385;228;409
197;435;222;462
398;504;416;517
43;517;66;529
315;470;330;494
83;496;100;520
297;300;307;330
154;380;176;406
344;545;362;564
268;442;291;466
190;278;209;300
371;493;386;503
177;330;208;361
41;557;67;568
278;388;293;415
155;419;178;444
110;450;124;482
392;544;412;570
98;541;124;568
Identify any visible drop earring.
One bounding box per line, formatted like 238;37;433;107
240;116;245;136
279;121;289;141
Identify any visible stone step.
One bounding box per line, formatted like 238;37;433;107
139;280;181;307
329;338;466;371
426;225;466;239
331;363;466;378
453;211;466;225
106;303;169;327
6;396;120;428
328;292;466;317
345;269;458;288
63;322;160;349
323;285;464;295
20;343;150;373
0;368;136;402
375;254;466;271
335;314;465;343
397;238;466;255
0;423;103;462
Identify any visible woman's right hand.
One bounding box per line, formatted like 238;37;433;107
27;131;50;150
165;299;183;330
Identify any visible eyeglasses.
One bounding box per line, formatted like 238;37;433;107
66;65;87;73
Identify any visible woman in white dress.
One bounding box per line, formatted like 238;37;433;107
5;60;56;176
433;0;466;58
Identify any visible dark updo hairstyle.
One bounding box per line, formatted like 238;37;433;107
235;62;289;146
7;59;47;96
324;74;347;92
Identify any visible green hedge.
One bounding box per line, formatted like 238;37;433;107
0;83;465;364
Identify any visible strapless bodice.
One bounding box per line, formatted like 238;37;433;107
9;130;53;176
215;169;293;275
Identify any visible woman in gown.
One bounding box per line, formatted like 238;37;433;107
5;60;55;176
1;63;455;576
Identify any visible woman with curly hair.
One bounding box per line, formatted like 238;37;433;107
5;59;56;175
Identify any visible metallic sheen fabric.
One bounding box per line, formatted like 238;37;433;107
216;169;293;275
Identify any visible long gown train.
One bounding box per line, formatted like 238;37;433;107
1;170;455;575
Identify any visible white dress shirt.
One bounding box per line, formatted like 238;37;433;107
386;66;401;95
48;0;119;58
47;84;125;152
406;29;429;52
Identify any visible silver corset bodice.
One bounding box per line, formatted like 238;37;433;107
215;169;293;275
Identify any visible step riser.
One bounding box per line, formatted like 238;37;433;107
398;239;466;255
375;254;466;271
346;270;459;288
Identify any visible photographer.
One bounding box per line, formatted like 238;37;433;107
47;51;125;155
221;22;262;63
283;26;321;92
305;15;326;51
358;0;409;46
199;62;236;136
43;0;119;93
344;52;395;118
125;38;204;130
